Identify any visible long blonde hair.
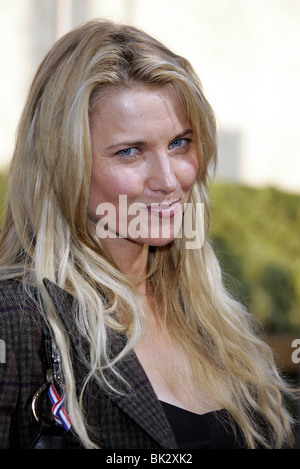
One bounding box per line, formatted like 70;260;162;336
0;19;296;448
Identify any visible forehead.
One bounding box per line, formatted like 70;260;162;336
90;84;190;138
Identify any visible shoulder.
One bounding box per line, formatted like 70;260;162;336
0;279;48;448
0;278;35;306
0;278;40;317
0;278;43;347
0;278;46;394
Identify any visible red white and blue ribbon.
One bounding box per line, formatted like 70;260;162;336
48;381;72;431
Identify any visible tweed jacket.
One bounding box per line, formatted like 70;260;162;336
0;278;178;449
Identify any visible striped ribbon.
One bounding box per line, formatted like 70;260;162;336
48;381;72;431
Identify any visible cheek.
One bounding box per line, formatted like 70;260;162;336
89;166;143;215
177;157;199;191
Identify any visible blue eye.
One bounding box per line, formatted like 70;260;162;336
169;138;190;149
118;148;135;156
171;139;183;147
116;147;138;158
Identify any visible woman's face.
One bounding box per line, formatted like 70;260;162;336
88;84;199;248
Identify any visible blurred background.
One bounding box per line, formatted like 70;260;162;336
0;0;299;444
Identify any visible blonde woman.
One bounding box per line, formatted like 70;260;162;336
0;19;297;449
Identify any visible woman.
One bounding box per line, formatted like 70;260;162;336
0;19;296;449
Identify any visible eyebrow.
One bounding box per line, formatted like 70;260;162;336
105;128;193;152
172;129;194;141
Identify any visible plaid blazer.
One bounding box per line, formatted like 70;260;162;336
0;278;177;449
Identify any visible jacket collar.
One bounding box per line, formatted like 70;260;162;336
42;278;177;449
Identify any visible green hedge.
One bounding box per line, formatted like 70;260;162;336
210;182;300;334
0;171;299;333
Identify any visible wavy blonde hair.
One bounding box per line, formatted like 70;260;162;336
0;19;296;448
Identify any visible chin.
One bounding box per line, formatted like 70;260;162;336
142;235;177;248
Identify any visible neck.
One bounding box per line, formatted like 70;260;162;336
102;237;150;293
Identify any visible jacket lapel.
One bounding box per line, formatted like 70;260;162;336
43;278;177;448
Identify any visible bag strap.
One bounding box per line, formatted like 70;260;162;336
32;326;72;432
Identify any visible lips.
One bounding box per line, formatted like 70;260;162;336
146;199;180;218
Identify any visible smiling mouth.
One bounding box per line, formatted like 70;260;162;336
146;200;180;218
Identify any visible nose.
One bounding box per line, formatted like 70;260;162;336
147;152;178;193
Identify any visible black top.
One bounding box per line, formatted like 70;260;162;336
160;401;245;449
